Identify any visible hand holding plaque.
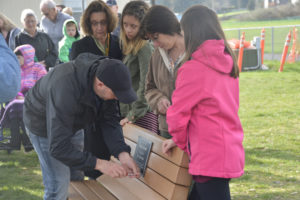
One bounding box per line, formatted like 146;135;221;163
119;152;140;178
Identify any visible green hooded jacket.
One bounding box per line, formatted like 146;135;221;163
58;19;80;62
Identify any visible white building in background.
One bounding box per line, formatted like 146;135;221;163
264;0;299;8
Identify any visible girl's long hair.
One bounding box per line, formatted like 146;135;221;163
181;5;239;78
120;1;149;55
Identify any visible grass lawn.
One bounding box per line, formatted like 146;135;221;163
221;19;300;29
221;19;300;54
0;61;299;199
218;10;250;18
231;61;300;199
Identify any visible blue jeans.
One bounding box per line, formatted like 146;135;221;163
27;128;84;200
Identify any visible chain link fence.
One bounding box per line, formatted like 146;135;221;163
224;25;300;60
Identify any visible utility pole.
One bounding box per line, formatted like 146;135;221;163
82;0;85;11
211;0;215;10
151;0;155;5
237;0;241;9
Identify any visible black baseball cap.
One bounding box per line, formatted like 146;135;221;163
106;0;117;6
96;59;137;104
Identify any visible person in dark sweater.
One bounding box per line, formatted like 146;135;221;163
24;53;140;200
15;9;57;71
69;0;122;60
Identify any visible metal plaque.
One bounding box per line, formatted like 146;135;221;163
133;136;153;177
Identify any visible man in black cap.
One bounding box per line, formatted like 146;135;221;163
23;53;140;200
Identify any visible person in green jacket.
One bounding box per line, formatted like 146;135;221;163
119;1;158;134
58;19;80;63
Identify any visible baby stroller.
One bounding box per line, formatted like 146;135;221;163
0;99;33;154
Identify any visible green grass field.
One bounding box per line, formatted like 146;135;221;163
221;19;300;54
0;61;299;200
230;61;300;199
218;10;250;18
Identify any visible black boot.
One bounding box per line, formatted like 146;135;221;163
9;118;21;150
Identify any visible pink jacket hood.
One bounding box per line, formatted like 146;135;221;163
192;39;233;75
14;44;47;94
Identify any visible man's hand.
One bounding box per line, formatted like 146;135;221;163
157;98;171;114
95;159;127;178
162;139;177;157
118;152;140;178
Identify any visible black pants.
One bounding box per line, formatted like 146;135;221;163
188;178;231;200
10;118;33;151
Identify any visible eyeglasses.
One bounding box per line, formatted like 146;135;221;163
91;20;107;27
25;20;36;24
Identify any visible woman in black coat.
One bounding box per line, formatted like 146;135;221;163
70;0;122;60
15;9;57;71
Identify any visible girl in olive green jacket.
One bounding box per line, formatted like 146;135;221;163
119;1;158;133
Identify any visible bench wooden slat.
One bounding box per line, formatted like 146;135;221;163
141;167;190;200
84;180;117;200
68;183;83;200
98;175;166;200
123;124;189;168
70;181;102;200
125;138;192;186
70;180;117;200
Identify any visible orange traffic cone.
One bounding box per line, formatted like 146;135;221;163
261;28;265;64
238;32;245;72
288;27;297;63
279;31;291;72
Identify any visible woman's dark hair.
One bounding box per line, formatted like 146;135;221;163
80;0;117;36
142;5;181;38
14;50;22;56
181;5;239;78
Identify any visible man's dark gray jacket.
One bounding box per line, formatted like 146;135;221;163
23;53;130;172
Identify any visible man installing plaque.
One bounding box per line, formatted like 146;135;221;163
23;53;140;200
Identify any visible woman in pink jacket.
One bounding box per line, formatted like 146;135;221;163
162;5;245;200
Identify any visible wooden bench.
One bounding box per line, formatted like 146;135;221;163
68;124;192;200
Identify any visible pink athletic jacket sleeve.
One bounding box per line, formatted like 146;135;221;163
166;62;204;152
37;66;47;80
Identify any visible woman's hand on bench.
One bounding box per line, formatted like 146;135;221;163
95;159;128;178
162;139;177;157
119;152;141;178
